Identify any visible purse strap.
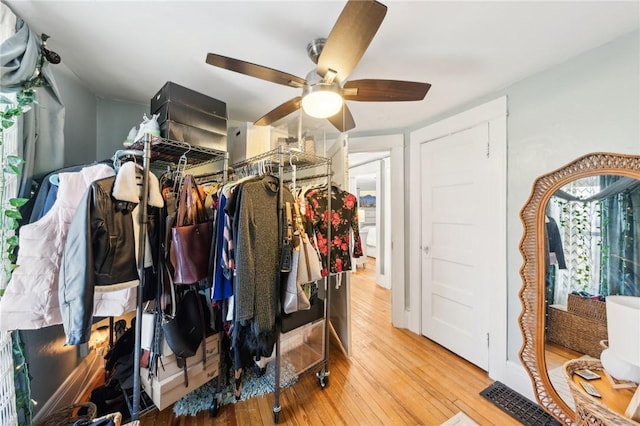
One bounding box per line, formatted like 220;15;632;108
176;175;209;227
285;202;294;242
293;203;313;281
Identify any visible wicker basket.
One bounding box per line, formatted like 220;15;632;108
568;294;607;322
547;304;608;358
35;402;97;426
563;359;639;426
93;411;122;426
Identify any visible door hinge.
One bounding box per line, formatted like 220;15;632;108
486;332;490;348
486;140;490;158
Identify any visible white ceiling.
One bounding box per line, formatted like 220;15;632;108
5;1;639;135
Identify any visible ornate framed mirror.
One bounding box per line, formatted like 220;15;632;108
518;152;640;424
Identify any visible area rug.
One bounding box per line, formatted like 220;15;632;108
440;411;479;425
172;358;298;416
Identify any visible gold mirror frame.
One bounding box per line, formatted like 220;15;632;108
518;152;640;425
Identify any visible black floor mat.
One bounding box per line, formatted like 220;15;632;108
480;381;562;426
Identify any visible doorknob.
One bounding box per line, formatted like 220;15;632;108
422;245;430;255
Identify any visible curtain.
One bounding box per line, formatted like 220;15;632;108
0;3;65;200
550;175;640;304
599;175;640;296
1;6;64;424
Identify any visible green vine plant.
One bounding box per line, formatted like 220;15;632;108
0;32;57;426
557;196;602;294
0;33;55;296
0;89;34;295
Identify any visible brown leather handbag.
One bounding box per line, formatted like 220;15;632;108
169;175;213;285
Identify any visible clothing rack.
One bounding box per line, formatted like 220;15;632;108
193;168;230;185
230;146;332;423
283;171;335;185
123;135;227;420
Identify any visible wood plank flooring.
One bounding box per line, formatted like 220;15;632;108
138;259;520;425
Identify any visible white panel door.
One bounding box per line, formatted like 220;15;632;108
420;123;491;370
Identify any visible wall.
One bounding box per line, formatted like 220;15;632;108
22;64;98;418
51;64;97;168
96;98;147;161
402;29;639;398
505;30;639;363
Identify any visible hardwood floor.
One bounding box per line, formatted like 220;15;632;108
138;259;519;425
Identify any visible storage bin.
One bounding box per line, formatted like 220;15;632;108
140;355;219;411
152;332;219;381
547;303;608;358
280;319;325;376
140;332;220;410
153;101;227;135
160;120;227;151
151;81;227;119
227;122;289;164
567;293;607;322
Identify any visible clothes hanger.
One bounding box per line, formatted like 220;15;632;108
172;143;191;193
289;154;299;195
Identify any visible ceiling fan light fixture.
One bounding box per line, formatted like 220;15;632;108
301;82;343;119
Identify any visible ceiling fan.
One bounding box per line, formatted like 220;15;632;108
205;0;431;132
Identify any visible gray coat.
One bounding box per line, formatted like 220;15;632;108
235;175;293;333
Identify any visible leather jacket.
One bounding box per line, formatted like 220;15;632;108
59;163;163;345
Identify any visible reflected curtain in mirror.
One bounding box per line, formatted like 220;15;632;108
545;176;640;307
599;176;640;296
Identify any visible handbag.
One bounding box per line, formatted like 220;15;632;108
170;174;213;285
279;194;294;273
161;287;210;387
293;203;323;285
283;203;310;314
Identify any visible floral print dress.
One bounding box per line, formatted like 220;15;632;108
305;186;363;275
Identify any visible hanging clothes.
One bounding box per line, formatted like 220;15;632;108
545;215;567;270
212;176;260;301
234;174;293;334
59;161;164;345
212;191;232;301
305;185;363;275
0;163;115;331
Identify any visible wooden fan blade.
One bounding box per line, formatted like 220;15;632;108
343;79;431;102
254;97;302;126
206;53;306;89
317;0;387;83
327;104;356;132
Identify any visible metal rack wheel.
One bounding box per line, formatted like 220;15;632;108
208;396;220;418
317;370;330;388
273;404;281;423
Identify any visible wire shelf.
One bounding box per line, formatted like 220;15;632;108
128;137;227;169
230;147;330;175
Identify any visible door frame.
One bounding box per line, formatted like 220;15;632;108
408;97;507;382
347;134;405;326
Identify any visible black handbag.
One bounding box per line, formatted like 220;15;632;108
161;287;210;386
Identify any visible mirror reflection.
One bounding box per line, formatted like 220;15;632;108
543;174;640;409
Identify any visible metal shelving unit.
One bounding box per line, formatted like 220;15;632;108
230;146;332;423
127;135;227;420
